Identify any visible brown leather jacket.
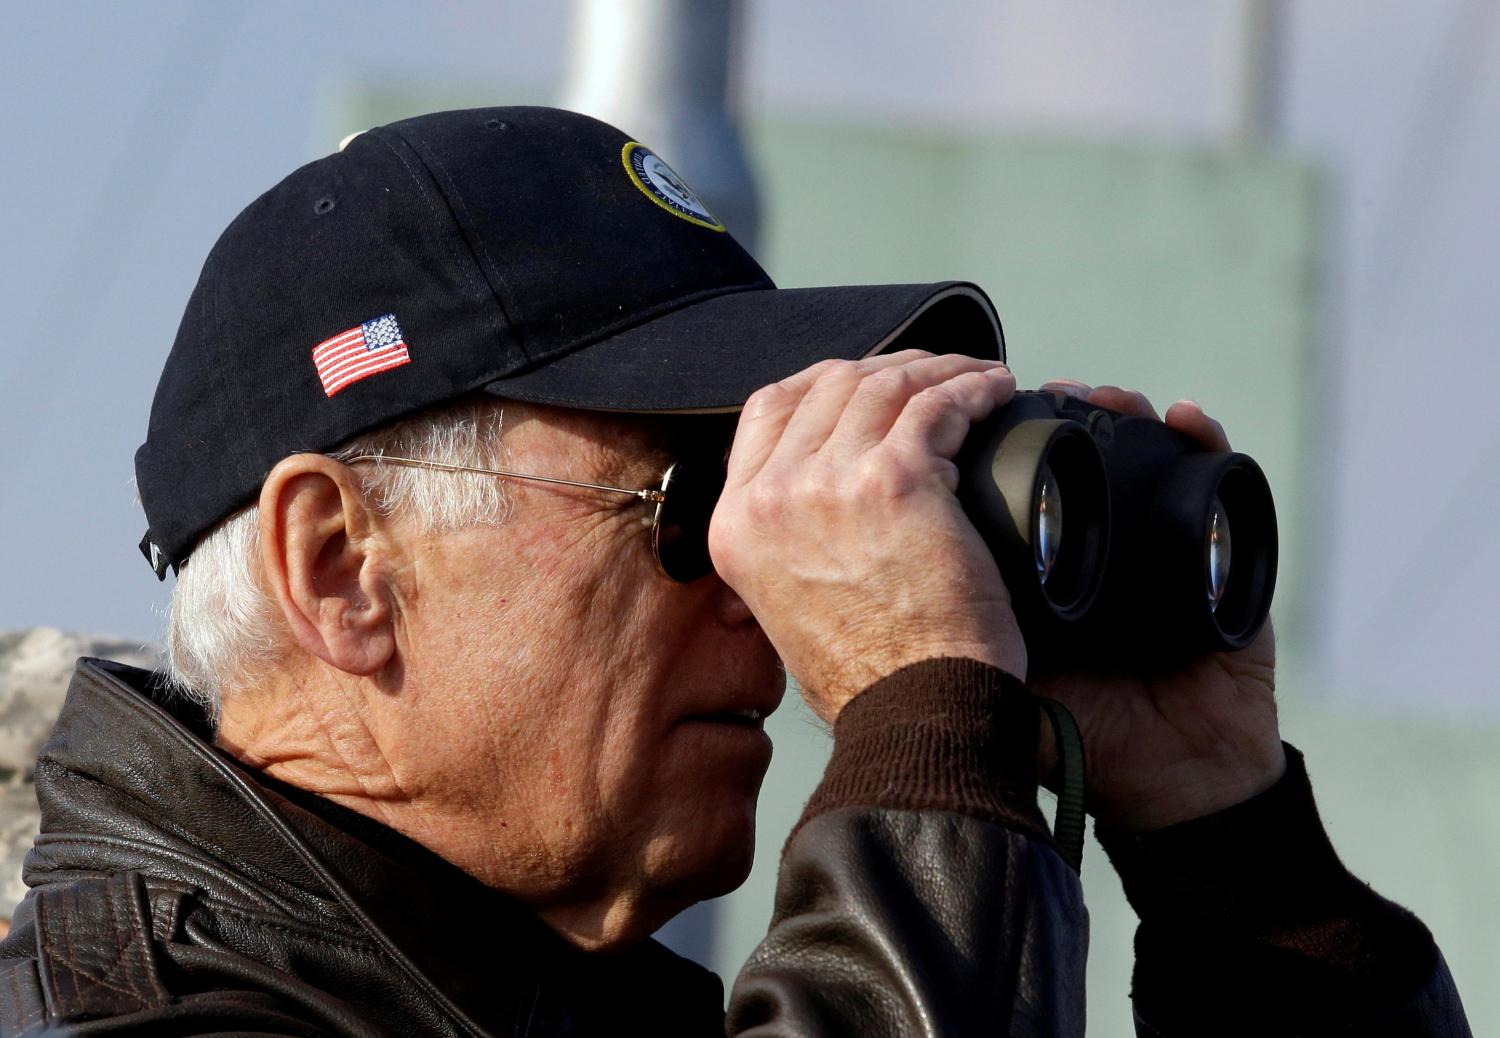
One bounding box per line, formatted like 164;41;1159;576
0;658;1469;1036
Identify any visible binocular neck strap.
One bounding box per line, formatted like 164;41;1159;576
1037;697;1087;874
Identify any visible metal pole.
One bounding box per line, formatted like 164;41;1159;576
562;0;762;252
1238;0;1284;146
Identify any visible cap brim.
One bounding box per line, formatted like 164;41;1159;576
481;281;1005;413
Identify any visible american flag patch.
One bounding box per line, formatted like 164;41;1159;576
312;314;412;397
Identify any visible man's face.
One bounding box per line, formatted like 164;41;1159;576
377;403;784;933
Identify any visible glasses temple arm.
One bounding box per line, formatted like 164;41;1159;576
341;454;667;503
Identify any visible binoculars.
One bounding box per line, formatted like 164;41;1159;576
957;390;1277;664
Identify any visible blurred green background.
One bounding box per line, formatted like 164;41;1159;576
347;86;1496;1030
732;117;1499;1033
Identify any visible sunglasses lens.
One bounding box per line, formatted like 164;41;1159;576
655;454;728;582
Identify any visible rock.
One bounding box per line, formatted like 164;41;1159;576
0;628;160;915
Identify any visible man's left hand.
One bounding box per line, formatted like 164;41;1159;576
1030;382;1285;833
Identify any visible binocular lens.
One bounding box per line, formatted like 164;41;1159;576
957;413;1109;627
1206;497;1230;613
1035;464;1061;586
1157;456;1275;650
958;390;1276;660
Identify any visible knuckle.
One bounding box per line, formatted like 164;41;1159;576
848;449;916;501
706;513;741;573
744;476;789;523
812;359;859;389
948;368;992;393
802;358;847;379
873;348;934;365
789;463;834;506
911;381;965;412
863;365;918;398
933;457;960;490
742;383;789;420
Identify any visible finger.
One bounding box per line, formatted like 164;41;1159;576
759;351;938;470
822;354;1012;458
1038;378;1094;399
1164;399;1233;451
725;351;931;487
882;366;1018;462
1084;385;1161;421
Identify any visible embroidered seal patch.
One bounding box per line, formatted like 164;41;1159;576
621;142;725;231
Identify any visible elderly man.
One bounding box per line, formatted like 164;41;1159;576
0;107;1469;1036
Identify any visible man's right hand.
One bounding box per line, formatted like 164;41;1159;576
708;350;1025;723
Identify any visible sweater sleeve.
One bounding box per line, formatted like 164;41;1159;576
1097;744;1472;1037
794;655;1054;845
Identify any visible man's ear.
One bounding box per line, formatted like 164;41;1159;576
258;454;396;677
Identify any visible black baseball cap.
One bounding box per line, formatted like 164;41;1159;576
135;105;1005;579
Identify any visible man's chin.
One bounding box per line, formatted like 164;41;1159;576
648;817;758;907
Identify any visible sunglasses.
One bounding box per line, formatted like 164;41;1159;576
343;444;729;583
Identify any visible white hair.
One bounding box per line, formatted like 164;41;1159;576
164;398;512;719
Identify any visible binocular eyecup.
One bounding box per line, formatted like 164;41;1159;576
956;391;1278;665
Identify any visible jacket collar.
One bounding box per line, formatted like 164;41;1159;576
31;658;723;1034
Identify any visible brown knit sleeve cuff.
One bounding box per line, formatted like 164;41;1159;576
792;657;1052;847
